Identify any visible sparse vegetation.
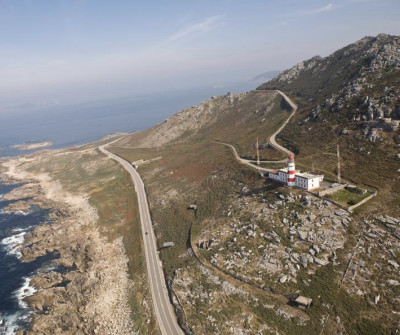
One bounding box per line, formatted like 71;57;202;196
326;189;370;206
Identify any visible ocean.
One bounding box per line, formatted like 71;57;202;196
0;183;54;334
0;84;254;158
0;83;255;333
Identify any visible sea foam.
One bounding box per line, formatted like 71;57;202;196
0;312;21;335
0;310;33;335
1;232;27;258
14;276;37;309
11;226;32;233
0;209;30;216
14;210;30;216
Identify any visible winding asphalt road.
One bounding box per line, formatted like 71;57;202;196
269;90;297;157
216;142;271;174
99;143;183;335
219;90;298;171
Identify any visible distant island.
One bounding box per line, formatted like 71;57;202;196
252;70;281;82
11;141;53;151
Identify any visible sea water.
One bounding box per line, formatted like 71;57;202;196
0;182;54;334
0;84;253;157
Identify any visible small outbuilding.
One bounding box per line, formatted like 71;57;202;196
294;296;313;309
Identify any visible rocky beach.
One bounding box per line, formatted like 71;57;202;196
0;153;135;334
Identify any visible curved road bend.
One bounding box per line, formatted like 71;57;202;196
269;90;298;157
99;144;184;335
217;89;298;172
216;142;273;175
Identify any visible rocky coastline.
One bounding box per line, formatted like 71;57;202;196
11;142;54;152
1;157;135;335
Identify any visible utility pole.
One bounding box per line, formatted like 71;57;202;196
337;143;341;184
256;138;260;166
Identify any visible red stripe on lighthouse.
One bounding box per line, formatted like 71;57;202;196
288;170;295;174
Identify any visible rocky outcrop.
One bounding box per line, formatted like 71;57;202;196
126;91;248;148
197;191;350;287
25;230;134;335
1;159;134;335
2;183;41;201
261;34;400;142
276;56;323;83
270;34;400;86
364;33;400;71
337;214;400;315
30;271;64;290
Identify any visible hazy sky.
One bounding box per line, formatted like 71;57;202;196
1;0;400;110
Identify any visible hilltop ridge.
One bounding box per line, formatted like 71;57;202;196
116;89;290;160
256;34;400;209
258;33;400;130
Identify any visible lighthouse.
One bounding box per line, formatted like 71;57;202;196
268;153;324;189
287;154;296;186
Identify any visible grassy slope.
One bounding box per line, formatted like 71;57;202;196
116;90;289;160
191;91;290;160
111;141;262;274
109;90;292;272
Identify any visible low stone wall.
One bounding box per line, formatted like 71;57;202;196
348;191;377;212
324;178;338;183
319;183;348;196
310;188;377;213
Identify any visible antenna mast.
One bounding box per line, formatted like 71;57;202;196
337;143;341;184
256;138;260;166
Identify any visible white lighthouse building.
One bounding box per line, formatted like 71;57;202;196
268;154;324;190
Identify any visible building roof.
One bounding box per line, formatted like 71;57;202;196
295;296;313;306
296;172;323;180
270;168;289;174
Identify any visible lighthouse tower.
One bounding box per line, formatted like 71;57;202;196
287;154;296;186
